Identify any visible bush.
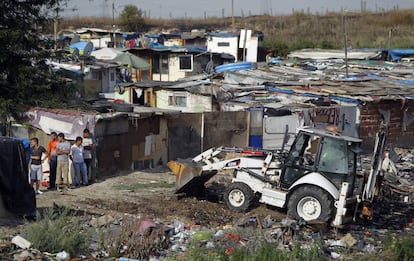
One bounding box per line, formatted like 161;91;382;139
104;217;169;259
289;39;318;52
23;207;91;257
167;240;327;261
262;39;290;57
382;232;414;261
168;246;228;261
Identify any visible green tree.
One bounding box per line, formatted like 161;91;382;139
0;0;69;133
119;5;145;32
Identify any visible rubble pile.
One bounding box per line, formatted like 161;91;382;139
381;148;414;203
1;202;413;261
394;148;414;184
0;150;413;260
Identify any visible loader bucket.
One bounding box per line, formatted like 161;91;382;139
168;160;217;195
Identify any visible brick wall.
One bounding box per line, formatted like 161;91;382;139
360;100;414;148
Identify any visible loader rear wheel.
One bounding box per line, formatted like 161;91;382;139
224;182;256;212
287;186;333;222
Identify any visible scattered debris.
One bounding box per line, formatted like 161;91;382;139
0;155;413;260
89;214;115;227
341;233;357;248
11;235;31;249
56;250;70;261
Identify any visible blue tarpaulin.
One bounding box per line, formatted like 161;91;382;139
69;41;95;55
389;48;414;61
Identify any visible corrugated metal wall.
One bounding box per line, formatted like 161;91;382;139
96;116;164;177
167;111;249;160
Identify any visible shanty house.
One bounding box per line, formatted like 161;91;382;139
155;85;213;113
84;60;119;95
113;80;215;113
128;46;234;82
217;62;414;149
71;28;112;49
181;31;207;47
48;58;119;98
113;81;174;106
207;33;239;62
22;107;172;177
207;31;264;62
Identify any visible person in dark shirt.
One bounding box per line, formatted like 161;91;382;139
29;137;48;194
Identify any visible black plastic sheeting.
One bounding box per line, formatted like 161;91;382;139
0;137;36;216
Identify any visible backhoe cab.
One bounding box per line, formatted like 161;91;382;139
168;126;387;227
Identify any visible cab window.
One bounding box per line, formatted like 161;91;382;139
286;132;319;169
318;137;347;175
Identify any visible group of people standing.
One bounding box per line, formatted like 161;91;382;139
120;65;132;82
29;128;94;194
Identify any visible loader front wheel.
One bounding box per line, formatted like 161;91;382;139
287;186;333;222
224;182;256;212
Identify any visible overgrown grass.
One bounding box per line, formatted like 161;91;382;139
21;206;414;261
166;225;326;261
232;242;325;261
166;241;327;261
61;9;414;55
103;217;169;259
381;231;414;261
23;207;92;257
113;181;175;190
166;230;414;261
167;246;228;261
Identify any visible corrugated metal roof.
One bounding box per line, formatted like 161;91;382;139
116;80;176;88
207;32;239;38
221;61;414;103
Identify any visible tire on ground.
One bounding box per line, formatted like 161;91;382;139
287;185;333;222
224;182;256;212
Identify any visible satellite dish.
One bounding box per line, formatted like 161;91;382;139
83;42;94;57
70;35;80;45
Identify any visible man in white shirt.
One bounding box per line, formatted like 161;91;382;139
82;128;94;183
56;133;71;192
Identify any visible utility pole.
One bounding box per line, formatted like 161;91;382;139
54;18;57;52
54;1;59;52
387;28;393;61
232;0;235;31
242;30;247;61
342;10;349;78
112;1;116;47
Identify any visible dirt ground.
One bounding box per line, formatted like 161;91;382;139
1;166;413;261
0;167;288;237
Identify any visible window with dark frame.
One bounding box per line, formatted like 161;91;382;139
174;95;187;107
161;54;169;74
168;93;187;107
217;42;230;47
179;55;193;71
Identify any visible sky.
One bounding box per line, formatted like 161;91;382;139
61;0;414;19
